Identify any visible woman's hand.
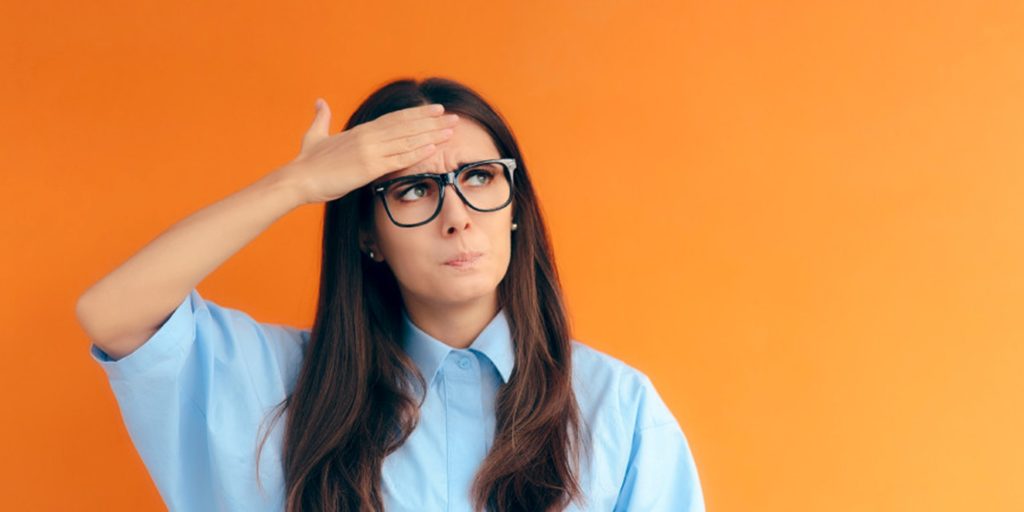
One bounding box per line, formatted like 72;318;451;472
283;98;459;206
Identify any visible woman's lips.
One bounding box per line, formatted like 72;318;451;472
444;252;483;267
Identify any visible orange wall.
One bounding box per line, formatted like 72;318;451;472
2;1;1022;510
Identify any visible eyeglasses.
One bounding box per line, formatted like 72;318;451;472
371;158;517;228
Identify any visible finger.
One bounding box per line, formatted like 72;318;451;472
382;142;439;169
373;103;446;129
301;98;331;149
374;113;459;144
378;128;454;157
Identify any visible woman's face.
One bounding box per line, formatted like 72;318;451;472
365;116;514;308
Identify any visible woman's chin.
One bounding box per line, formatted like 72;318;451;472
431;279;496;303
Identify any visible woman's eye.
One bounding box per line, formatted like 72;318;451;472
392;180;433;202
398;185;427;201
466;170;493;186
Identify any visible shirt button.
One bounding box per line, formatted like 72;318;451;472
458;357;470;369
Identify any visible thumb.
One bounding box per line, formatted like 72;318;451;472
301;98;331;149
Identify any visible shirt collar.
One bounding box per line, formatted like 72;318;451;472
400;307;515;385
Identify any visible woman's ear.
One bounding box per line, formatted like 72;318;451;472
357;228;375;254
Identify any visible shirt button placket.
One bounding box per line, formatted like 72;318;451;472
444;350;486;511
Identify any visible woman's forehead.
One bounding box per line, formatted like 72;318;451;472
373;117;501;183
377;156;499;183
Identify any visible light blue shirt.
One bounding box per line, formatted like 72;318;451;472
90;288;704;511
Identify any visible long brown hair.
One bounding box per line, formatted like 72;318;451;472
256;77;591;511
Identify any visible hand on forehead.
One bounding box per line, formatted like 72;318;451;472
374;114;500;183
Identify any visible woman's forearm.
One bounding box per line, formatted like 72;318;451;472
75;164;307;360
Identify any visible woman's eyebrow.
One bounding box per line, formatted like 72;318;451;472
389;159;497;180
413;160;491;175
372;158;502;186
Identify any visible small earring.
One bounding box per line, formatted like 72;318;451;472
368;250;375;259
511;222;518;232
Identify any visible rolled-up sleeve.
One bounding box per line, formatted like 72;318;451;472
613;373;705;512
88;288;308;511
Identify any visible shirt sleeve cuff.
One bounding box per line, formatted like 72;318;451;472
88;289;201;381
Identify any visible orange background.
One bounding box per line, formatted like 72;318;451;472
2;1;1022;510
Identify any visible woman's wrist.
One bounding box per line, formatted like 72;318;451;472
263;162;312;209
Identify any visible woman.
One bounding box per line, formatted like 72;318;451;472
79;77;705;511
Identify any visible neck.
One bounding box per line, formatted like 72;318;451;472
402;291;500;349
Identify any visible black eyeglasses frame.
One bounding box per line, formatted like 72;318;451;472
370;157;517;228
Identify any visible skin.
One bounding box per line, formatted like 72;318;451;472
360;116;515;350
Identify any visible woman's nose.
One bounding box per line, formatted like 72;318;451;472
438;182;472;225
